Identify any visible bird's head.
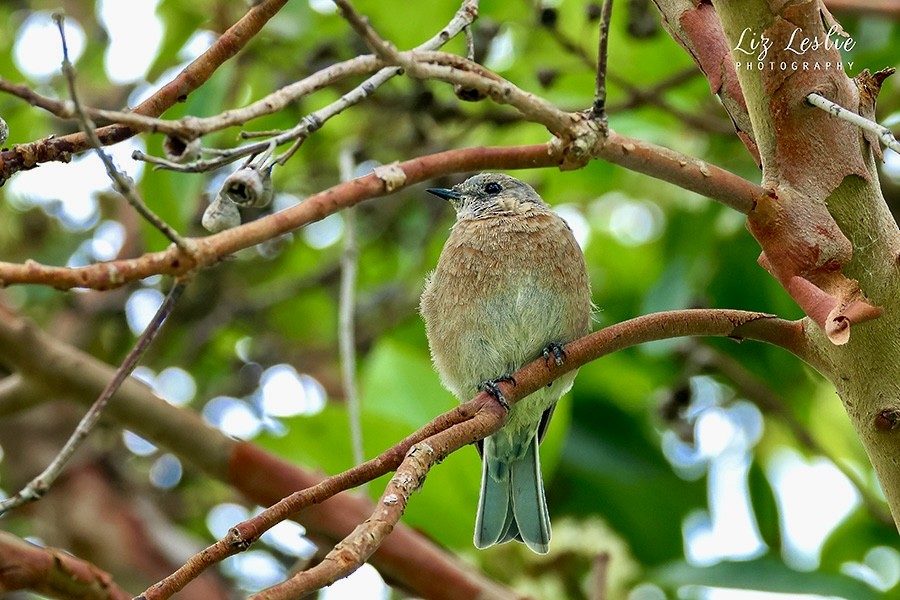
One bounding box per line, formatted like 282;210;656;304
427;173;547;219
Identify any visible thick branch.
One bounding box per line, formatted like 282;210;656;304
652;0;759;163
145;309;810;598
0;530;131;600
0;302;810;597
0;137;763;290
712;0;900;535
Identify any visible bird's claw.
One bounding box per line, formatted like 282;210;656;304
542;342;567;367
480;375;516;410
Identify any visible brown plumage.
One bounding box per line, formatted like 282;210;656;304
420;173;592;553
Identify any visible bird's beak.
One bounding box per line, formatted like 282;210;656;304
426;187;461;201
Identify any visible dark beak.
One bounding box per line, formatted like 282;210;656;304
426;187;461;201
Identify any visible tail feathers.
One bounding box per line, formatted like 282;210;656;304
474;433;551;554
474;455;513;549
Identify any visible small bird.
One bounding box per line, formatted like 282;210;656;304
419;173;592;554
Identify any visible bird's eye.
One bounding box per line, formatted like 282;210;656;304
484;182;502;195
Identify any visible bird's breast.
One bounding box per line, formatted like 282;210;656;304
420;212;591;398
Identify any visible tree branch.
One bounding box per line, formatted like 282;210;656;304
142;309;811;599
0;304;518;600
0;282;185;515
807;90;900;155
54;14;188;251
590;0;614;122
338;148;365;473
0;530;131;600
0;134;764;290
0;56;383;139
0;0;291;184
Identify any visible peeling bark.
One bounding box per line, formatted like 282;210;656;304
708;0;900;532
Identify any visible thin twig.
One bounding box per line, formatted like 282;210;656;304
338;147;365;475
332;0;403;63
807;92;900;155
589;552;610;600
53;14;189;252
0;56;383;140
134;0;479;173
590;0;613;122
540;11;732;133
0;0;291;184
0;282;186;515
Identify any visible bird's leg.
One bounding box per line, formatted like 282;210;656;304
480;375;516;410
542;342;567;367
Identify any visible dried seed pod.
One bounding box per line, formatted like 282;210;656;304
221;165;274;208
202;195;241;233
163;135;201;163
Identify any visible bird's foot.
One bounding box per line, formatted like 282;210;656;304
542;342;567;367
480;375;516;410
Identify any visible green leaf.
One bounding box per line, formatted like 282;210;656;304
649;557;882;599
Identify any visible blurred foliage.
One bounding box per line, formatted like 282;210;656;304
1;0;899;599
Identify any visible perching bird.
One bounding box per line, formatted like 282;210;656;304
419;173;592;554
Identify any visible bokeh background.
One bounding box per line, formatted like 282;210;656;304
1;1;900;598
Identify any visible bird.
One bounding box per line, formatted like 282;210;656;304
419;173;592;554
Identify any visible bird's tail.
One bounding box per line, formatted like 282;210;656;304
474;431;550;554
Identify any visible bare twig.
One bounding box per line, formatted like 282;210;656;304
338;148;365;473
0;0;291;184
590;0;614;122
543;9;733;134
0;282;185;515
332;0;403;63
0;56;383;140
589;552;611;600
53;14;188;251
134;0;479;173
807;92;900;155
